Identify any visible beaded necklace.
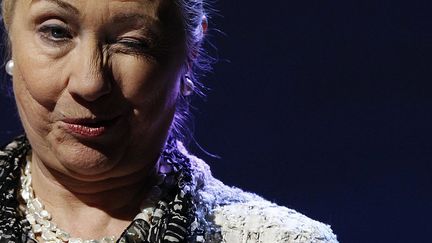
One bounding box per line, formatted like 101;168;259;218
17;137;203;243
20;159;160;243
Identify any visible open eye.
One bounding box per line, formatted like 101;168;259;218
38;23;73;43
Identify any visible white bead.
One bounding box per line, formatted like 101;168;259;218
23;176;31;187
83;240;99;243
142;207;154;216
40;219;51;227
41;220;57;231
69;238;84;243
134;212;151;222
40;209;52;219
33;213;44;224
100;236;116;243
41;229;57;240
45;240;62;243
26;214;36;225
20;160;120;243
5;59;13;76
32;224;42;233
27;203;36;214
32;198;44;211
153;208;164;218
55;229;70;241
21;190;31;201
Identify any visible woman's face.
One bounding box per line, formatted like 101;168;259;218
8;0;187;180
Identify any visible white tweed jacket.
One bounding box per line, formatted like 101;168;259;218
178;142;339;243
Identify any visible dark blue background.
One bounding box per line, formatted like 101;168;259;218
2;1;432;242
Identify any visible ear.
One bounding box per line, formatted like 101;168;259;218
186;15;208;71
201;15;208;35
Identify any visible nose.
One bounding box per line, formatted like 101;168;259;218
67;40;111;102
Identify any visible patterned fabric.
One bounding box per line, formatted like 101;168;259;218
0;135;35;243
0;136;202;243
0;136;339;243
118;137;204;243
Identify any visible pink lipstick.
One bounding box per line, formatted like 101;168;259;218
62;117;119;137
65;124;107;137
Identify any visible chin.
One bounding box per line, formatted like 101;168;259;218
57;142;119;176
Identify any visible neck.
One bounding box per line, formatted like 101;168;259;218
29;154;158;238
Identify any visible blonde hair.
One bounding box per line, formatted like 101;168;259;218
1;0;16;30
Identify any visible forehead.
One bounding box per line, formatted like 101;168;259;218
11;0;186;42
18;0;181;24
26;0;167;10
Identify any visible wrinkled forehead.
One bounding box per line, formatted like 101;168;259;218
7;0;185;39
12;0;183;27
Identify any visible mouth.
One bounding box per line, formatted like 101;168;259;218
62;116;121;137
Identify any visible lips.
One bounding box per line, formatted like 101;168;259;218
62;117;120;137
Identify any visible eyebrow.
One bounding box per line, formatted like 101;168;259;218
31;0;80;15
110;12;158;26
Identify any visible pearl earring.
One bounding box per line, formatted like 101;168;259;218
5;60;14;76
182;75;195;96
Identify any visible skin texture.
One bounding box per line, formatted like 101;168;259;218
8;0;187;238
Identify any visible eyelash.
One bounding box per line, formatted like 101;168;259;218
115;37;153;55
38;24;73;45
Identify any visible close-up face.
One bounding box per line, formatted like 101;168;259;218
6;0;188;180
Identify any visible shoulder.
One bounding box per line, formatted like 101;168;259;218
213;200;338;243
177;143;338;243
179;144;338;243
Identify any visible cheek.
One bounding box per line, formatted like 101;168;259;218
12;32;68;111
112;56;182;118
11;39;69;138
